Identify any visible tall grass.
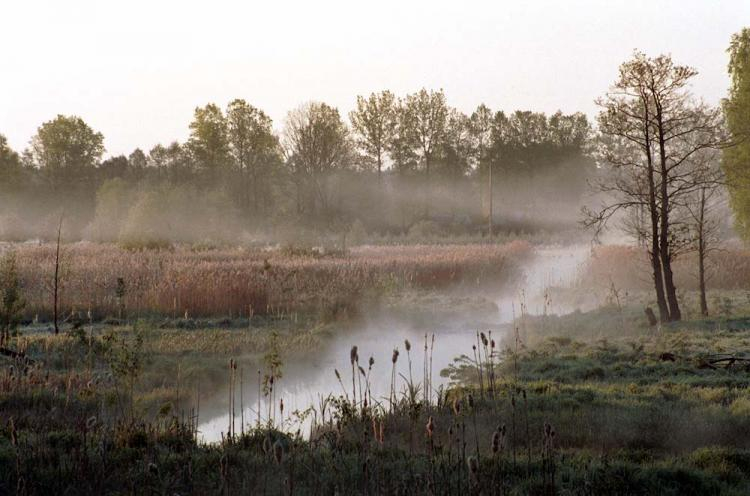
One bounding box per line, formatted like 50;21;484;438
5;241;531;322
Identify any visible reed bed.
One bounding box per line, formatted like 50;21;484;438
579;244;750;292
5;241;531;321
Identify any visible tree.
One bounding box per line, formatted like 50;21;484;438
188;103;230;176
684;149;724;316
99;155;129;180
723;28;750;239
226;99;282;215
0;134;23;193
403;89;449;216
349;90;397;179
128;148;147;179
438;108;472;179
31;115;104;190
585;52;724;322
469;105;494;234
282;102;352;217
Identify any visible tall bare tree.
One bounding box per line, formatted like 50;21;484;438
585;52;724;322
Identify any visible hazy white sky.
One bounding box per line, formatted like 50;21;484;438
2;0;749;157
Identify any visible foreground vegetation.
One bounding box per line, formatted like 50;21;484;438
2;288;750;494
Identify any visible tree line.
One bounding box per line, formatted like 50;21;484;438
0;91;593;241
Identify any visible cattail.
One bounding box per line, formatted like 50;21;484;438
491;339;496;349
426;416;435;438
404;339;411;352
262;433;272;454
391;349;399;364
467;393;474;408
491;430;500;454
273;439;284;464
359;365;366;377
279;398;284;417
350;345;359;365
480;332;488;347
368;356;375;368
467;456;479;483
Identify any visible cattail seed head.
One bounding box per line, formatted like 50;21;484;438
350;346;359;365
404;339;411;352
480;332;488;346
491;431;500;454
273;439;284;464
280;399;284;416
467;456;478;475
391;349;399;364
368;356;374;368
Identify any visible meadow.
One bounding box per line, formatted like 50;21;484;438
1;242;750;494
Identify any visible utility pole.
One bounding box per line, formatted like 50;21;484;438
488;162;493;238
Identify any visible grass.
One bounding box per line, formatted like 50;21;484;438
2;299;750;494
2;244;750;494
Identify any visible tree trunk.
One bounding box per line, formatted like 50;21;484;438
655;104;681;321
698;188;709;317
641;94;670;322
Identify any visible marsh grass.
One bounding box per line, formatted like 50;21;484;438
3;300;750;493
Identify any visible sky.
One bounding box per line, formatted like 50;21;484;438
2;0;749;158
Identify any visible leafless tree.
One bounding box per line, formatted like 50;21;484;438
584;52;725;322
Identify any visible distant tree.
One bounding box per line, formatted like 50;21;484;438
469;105;494;233
30;115;104;190
149;142;194;183
388;101;419;175
0;134;23;193
283;102;352;217
438;108;472;179
403;88;449;216
188;103;230;176
226;99;282;215
128;148;147;179
349;90;397;179
99;155;129;180
723;28;750;239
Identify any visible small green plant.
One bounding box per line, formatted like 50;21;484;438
0;251;25;345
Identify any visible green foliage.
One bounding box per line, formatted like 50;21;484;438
30;114;104;183
724;28;750;240
0;251;25;343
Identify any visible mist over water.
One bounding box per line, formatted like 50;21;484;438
198;244;591;443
